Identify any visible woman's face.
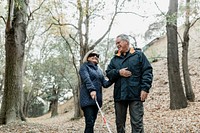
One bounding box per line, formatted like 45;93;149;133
87;53;99;64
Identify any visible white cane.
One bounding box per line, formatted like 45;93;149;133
95;98;112;133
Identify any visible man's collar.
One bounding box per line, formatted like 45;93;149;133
115;47;135;56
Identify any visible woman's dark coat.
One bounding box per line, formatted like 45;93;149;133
106;48;153;102
79;62;112;108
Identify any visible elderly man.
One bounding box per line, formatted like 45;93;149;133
106;34;153;133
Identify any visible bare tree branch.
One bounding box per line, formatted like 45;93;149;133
41;23;53;35
69;34;79;46
91;0;119;49
41;22;79;35
58;68;73;90
41;8;78;35
59;27;79;83
6;0;14;32
177;29;183;43
154;2;166;16
90;12;117;49
84;0;90;51
77;0;84;51
91;0;146;49
0;16;6;24
28;0;46;22
190;17;200;27
117;11;148;18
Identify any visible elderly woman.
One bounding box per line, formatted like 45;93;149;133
79;50;112;133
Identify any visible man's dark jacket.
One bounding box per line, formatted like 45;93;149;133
106;48;153;102
79;62;112;108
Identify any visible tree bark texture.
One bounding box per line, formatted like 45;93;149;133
0;0;28;124
51;86;59;117
74;0;89;118
166;0;188;110
182;0;195;102
23;88;34;117
73;84;83;118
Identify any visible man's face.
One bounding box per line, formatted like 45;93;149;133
116;37;129;53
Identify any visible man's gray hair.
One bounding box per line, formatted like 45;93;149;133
117;34;130;43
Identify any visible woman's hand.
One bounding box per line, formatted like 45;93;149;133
90;91;96;100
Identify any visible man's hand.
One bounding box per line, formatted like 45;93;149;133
119;67;132;77
140;90;148;101
90;91;96;100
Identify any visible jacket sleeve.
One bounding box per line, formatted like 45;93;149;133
105;59;121;82
140;52;153;93
101;76;113;88
79;64;96;93
97;67;113;88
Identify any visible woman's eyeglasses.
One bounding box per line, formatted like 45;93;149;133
88;53;99;58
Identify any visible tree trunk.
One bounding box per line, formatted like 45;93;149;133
23;89;34;117
51;100;58;117
73;0;118;118
73;84;83;118
182;0;195;102
51;86;59;117
166;0;188;110
0;77;3;95
0;0;28;124
23;91;29;117
73;0;88;118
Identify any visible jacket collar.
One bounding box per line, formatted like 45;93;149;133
115;47;135;56
86;61;98;70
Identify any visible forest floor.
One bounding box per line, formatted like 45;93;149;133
0;58;200;133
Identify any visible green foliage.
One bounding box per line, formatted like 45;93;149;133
179;0;200;19
28;99;46;117
166;13;177;25
23;33;77;108
14;0;24;10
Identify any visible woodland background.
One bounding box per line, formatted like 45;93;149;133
0;0;200;132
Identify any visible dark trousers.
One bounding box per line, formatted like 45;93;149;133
115;101;144;133
82;105;98;133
